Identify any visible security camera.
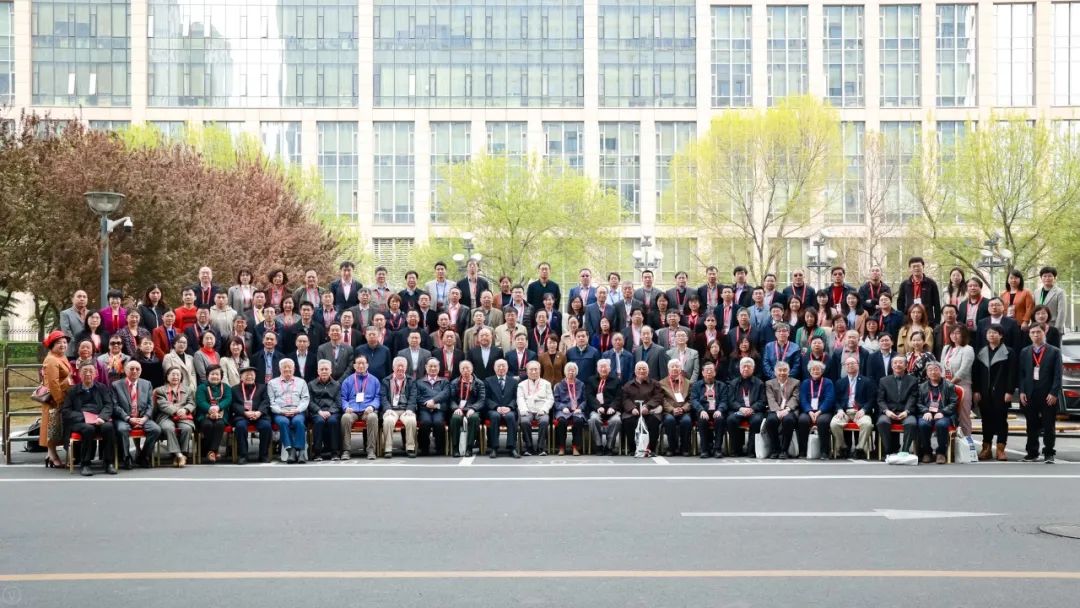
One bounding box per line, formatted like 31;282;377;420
122;217;134;233
106;216;134;236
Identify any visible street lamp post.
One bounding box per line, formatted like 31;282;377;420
632;235;663;276
806;233;837;289
977;234;1013;293
84;192;129;308
452;231;482;275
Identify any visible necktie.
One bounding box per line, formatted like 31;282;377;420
129;382;138;416
499;377;505;390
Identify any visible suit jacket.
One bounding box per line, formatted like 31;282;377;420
424;280;454;310
151;325;181;359
345;305;376;332
696;283;725;309
356;343;392;381
415;376;450;414
665;347;700;383
467;346;504;380
59;307;88;358
665;287;694;315
764;377;800;412
568;285;599;311
657;325;692;350
329;278;363;312
955;298;990;330
1035;286;1067;330
249;349;285;385
380;375;417;413
730;284;754;309
727;376;766;413
505;348;536;379
826;347;871;382
456;277;491;308
833;374;877;417
602;348;636;384
975;316;1021;352
502;302;534;331
290;351;319;383
634;287;663;315
782;284;817;309
876;373;919;415
283;322;326;356
397;288;424;313
339;326;364;350
477;307;504;330
1000;289;1036;325
61;382;115;428
397;347;434;380
317;341;355;380
418;308;440;334
896;276;942;326
392;326;433;354
445;304;471;336
230;382;270;419
1019;344;1064;402
292;285;326;310
111;378;154;420
433;347;465;382
584;301;619;336
614;299;644;330
484;375;520;411
585;375;621;415
313;307;341;328
915;380;958;417
634;343;669;381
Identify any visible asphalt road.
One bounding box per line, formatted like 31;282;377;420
2;454;1080;607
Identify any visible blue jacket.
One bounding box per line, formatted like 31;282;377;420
565;345;601;381
602;348;635;384
356;344;391;380
339;372;381;412
762;340;802;380
833;374;877;417
799;377;837;414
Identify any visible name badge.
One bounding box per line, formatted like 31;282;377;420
393;394;400;407
913;297;922;306
707;398;716;410
1034;367;1040;381
459;399;468;409
743;395;750;407
596;393;604;405
674;393;685;404
811;398;819;411
929;404;939;413
780;397;787;409
356;393;364;403
1007;305;1016;317
243;400;253;411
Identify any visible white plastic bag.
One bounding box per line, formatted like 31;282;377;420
754;433;768;459
457;425;467;456
634;415;650;458
953;429;977;464
806;434;820;460
886;451;918;466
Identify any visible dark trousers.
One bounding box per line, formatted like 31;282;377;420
199;417;226;455
1024;402;1057;457
554;413;585;451
917;416;952;456
115;419;161;463
487;410;518;451
981;399;1009;446
449;411;480;455
662;412;693;454
875;414;915;455
764;411;796;454
727;411;764;456
311;413;342;455
233;417;272;460
418;408;446;455
697;412;726;454
70;422;116;466
796;411;834;457
622;414;661;453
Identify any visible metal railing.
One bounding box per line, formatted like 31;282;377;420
2;343;43;465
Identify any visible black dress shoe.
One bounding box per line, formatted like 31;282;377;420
488;449;497;459
511;449;521;459
779;452;789;460
452;451;461;458
105;464;118;475
714;451;724;459
663;450;673;457
407;451;416;459
79;465;93;477
769;452;780;459
237;457;248;465
120;458;133;471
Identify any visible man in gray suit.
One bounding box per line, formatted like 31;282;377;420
634;326;670;381
317;323;355;381
397;331;433;380
111;360;161;469
1036;266;1068;330
60;289;90;358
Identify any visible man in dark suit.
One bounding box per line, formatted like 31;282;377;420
338;310;364;350
62;362;118;476
433;331;465;382
505;333;535;380
830;357;878;459
583;285;619;336
397;271;424;313
615;281;643;330
781;269;817;310
875;356;919;455
317;324;355;381
456;259;490;308
396;331;433;380
484;360;520;458
956;277;990;330
111;361;160;468
415;358;450;455
603;333;636;384
567;268;598;312
283;302;326;356
730;266;754;308
393;311;433;354
1019;324;1064;463
932;305;960;360
827;330;874;382
634;270;663;318
290;334;319;382
823;266;857;312
895;256;942;326
190;266;222;309
697;266;725;310
466;328;503;380
666;271;693;315
329;261;363;313
250;332;285;385
856;265;891;316
633;326;669;381
975;298;1021;352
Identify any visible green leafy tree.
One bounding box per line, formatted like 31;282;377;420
668;95;842;282
419;154;622;285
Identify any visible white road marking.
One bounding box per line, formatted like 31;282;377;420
681;509;1002;520
458;456;475;466
651;456;670;465
1;473;1078;483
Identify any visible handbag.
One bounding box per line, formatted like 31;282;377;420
31;365;52;404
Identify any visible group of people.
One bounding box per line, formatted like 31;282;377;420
34;258;1068;475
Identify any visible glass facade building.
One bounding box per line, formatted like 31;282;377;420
4;0;1079;279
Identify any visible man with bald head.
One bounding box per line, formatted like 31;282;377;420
112;360;159;469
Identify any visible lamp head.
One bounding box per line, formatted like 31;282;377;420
84;191;125;216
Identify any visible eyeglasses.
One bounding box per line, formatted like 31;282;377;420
109;342;122;346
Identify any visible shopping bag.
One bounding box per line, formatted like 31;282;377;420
458;426;468;456
754;433;768;459
634;415;650;458
886;452;918;466
953;429;978;464
806;434;820;460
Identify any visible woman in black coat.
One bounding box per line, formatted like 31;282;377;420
972;324;1017;462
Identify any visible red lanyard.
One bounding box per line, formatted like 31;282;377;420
670;377;681;394
517;350;528;367
127;381;138;407
598;378;606;394
774;341;789;362
810;379;823;401
867;283;878;302
599;334;610;352
393;377;404;396
206;384;223;406
534;327;548;347
675;290;686;309
913;280;922;299
459;380;471;401
352;374;368;396
1033;346;1046;368
241;383;253;403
